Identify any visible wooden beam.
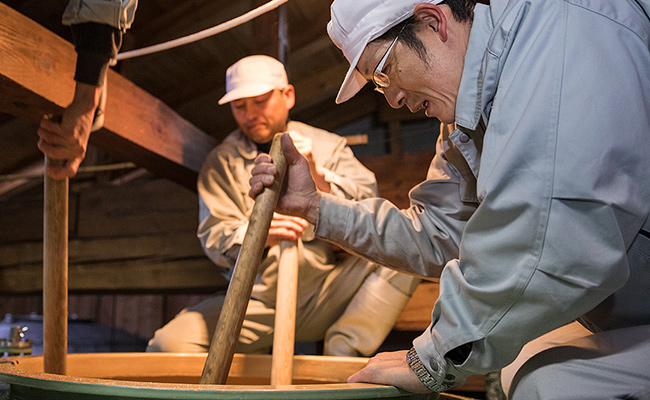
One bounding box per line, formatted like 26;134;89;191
0;3;219;191
0;257;227;294
251;0;281;59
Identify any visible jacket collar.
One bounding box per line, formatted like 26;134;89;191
230;120;295;160
454;2;494;131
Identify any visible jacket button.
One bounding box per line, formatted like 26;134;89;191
429;360;439;371
459;133;470;143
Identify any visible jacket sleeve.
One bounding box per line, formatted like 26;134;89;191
62;0;138;85
316;130;475;278
62;0;137;31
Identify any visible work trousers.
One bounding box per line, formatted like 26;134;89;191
504;323;650;400
146;257;418;357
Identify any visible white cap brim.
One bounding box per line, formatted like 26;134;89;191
218;83;278;105
335;50;371;104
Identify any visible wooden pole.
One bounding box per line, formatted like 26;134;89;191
200;133;287;384
43;157;68;375
270;240;299;385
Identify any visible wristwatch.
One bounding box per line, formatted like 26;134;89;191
406;347;448;392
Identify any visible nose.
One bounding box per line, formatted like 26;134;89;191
242;101;258;121
383;86;406;109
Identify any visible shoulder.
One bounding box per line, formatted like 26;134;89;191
201;130;248;170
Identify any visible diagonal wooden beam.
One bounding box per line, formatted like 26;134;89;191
0;3;218;191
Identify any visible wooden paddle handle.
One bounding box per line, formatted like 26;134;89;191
271;240;299;385
43;157;68;375
200;133;288;384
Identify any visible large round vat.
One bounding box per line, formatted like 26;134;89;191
0;353;472;399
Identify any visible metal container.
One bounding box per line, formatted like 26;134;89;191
0;325;32;357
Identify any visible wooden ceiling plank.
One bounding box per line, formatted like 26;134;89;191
0;3;218;191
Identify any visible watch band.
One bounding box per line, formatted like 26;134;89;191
406;347;448;392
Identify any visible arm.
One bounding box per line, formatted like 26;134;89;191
253;2;650;392
198;149;257;269
250;130;473;278
37;0;137;179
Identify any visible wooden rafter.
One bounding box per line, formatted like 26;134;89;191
0;3;218;191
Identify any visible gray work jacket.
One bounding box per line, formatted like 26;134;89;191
63;0;137;31
316;0;650;388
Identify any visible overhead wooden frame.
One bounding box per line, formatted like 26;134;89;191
0;3;218;191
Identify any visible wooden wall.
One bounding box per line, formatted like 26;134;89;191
0;150;435;345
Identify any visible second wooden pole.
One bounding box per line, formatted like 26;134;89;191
271;240;299;385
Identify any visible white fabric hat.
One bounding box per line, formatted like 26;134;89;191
218;55;288;105
327;0;444;104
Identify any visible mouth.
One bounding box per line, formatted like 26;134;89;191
246;123;263;131
413;101;428;113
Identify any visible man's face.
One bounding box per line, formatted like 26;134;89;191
230;86;295;143
356;7;466;124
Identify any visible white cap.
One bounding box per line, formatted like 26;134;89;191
218;55;289;105
327;0;444;104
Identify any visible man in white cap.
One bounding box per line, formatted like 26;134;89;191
249;0;650;398
146;55;420;358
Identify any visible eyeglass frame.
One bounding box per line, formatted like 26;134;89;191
370;0;448;94
372;23;408;94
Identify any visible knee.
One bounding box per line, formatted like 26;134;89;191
508;347;570;400
145;311;210;353
145;333;169;352
146;327;193;352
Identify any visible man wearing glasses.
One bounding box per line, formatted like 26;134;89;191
250;0;650;398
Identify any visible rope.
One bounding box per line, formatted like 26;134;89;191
115;0;289;61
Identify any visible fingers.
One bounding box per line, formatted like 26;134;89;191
39;117;63;135
281;133;306;165
266;227;302;245
272;212;309;227
270;213;308;235
45;159;81;180
38;118;66;149
347;351;432;394
37;114;86;178
249;153;276;195
37;137;75;161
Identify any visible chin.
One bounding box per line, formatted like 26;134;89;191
435;110;456;124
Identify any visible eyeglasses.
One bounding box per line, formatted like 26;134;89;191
372;24;407;94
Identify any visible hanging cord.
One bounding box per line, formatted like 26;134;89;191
115;0;289;62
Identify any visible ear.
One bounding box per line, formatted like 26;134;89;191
283;84;296;110
414;3;448;42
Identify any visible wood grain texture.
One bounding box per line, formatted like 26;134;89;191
271;240;299;385
42;158;68;375
0;3;218;191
